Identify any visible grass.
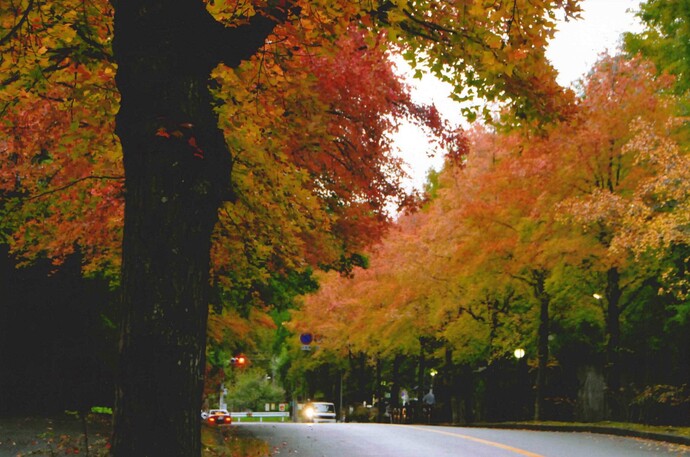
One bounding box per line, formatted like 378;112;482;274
496;420;690;439
202;426;270;457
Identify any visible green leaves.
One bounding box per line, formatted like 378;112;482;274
625;0;690;96
291;51;689;395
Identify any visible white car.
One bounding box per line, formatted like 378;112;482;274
302;402;336;423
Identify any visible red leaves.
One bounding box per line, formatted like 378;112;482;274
188;136;204;159
155;123;204;159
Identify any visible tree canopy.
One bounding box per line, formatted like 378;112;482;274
1;0;586;454
291;50;690;422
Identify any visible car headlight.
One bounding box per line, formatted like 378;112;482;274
304;407;315;419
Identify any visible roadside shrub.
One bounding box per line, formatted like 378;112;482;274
630;384;690;426
225;369;285;412
346;405;378;422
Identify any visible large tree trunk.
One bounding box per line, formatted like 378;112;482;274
110;2;281;455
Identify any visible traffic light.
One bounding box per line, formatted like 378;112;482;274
231;354;247;367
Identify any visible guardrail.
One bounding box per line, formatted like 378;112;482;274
231;411;290;422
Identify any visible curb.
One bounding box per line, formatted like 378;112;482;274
470;422;690;447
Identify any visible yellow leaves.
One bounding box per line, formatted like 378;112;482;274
468;1;490;18
386;8;407;25
607;118;690;267
208;307;277;346
480;50;497;68
485;34;503;50
206;0;257;26
296;16;317;33
0;0;121;275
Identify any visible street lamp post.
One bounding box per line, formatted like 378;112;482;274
423;369;438;424
513;348;526;419
429;368;438;387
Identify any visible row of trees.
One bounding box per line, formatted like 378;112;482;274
1;0;583;454
289;42;690;426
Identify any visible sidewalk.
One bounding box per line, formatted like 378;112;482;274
473;421;690;447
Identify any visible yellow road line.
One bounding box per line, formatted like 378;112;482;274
401;425;546;457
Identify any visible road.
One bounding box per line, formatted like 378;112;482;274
235;422;690;457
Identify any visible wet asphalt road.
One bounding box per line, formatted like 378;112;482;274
236;422;690;457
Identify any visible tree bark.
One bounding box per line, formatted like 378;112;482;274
110;2;281;455
441;346;454;423
532;269;550;421
416;337;427;418
605;266;622;419
390;354;401;409
375;357;383;422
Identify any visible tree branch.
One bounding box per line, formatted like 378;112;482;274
6;175;124;213
206;2;299;69
0;0;34;47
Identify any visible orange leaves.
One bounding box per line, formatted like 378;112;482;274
292;51;690;367
208;21;460;286
0;0;121;276
554;55;679;269
155;127;171;139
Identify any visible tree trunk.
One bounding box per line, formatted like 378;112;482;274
459;364;474;424
533;269;550;421
375;357;383;422
485;301;499;421
390;354;401;409
110;2;280;455
417;337;427;418
605;266;622;419
441;346;454;423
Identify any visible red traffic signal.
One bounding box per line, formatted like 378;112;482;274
231;354;247;367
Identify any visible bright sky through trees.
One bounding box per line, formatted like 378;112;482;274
396;0;643;191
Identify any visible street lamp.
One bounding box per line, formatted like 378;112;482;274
593;293;603;300
513;348;527;420
429;368;438;387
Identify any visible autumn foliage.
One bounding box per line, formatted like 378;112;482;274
5;0;640;450
292;53;690;423
0;0;581;350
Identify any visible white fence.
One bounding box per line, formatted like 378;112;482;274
231;411;290;422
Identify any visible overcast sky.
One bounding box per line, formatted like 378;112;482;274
394;0;644;191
